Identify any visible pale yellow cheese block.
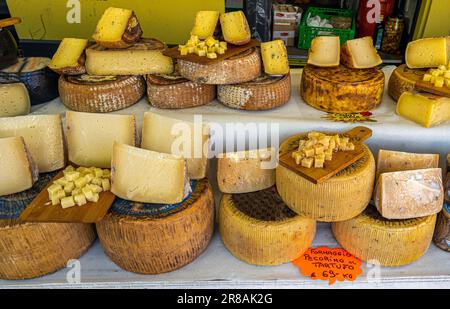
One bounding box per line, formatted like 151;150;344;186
307;36;340;67
190;11;219;39
341;36;382;69
406;37;447;69
49;38;88;75
260;40;290;75
219;11;251;45
0;83;30;117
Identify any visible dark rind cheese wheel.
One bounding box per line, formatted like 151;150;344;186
301;64;385;113
332;205;436;266
218;74;291;110
96;179;214;274
219;186;316;266
146;73;216;109
59;74;145;113
388;64;428;101
433;202;450;252
0;172;96;280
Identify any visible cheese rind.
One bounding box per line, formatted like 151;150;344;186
0;83;30;117
374;168;443;219
49;38;88;75
190;11;219;39
220;11;251;45
0;114;65;173
341;36;382;69
111;143;190;204
66;111;136;168
0;136;38;196
260;40;290;75
396;91;450;128
307;36;340;67
141;112;209;180
406;37;447;69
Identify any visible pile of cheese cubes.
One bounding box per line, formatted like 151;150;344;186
178;35;228;59
47;165;111;208
292;132;355;168
423;63;450;88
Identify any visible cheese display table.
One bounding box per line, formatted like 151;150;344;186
0;66;449;288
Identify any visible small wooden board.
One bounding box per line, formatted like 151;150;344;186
20;170;115;223
415;79;450;97
0;17;21;28
163;39;259;65
395;64;450;97
279;126;372;184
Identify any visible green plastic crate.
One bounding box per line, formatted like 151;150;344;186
298;7;356;49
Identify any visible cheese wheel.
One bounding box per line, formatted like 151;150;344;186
0;173;96;280
96;179;214;274
433;202;450;252
0;83;30;117
59;75;145;113
332;206;436;266
219;186;316;266
217;74;291;110
146;73;216;109
388;64;426;101
178;48;261;85
276;133;375;222
301;64;385;113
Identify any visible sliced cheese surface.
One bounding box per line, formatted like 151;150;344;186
375;168;444;219
0;83;30;117
341;36;382;69
260;40;290;75
111;143;189;204
0;136;38;196
307;36;340;67
0;114;65;173
406;37;447;69
66;111;136;168
92;7;132;42
190;11;219;39
141;112;209;180
49;38;87;71
376;149;439;179
396;92;450;128
220;11;251;45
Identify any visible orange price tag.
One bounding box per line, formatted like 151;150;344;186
293;247;363;285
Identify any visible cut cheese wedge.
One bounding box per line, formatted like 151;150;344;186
190;11;219;39
111;143;190;204
396;91;450;128
374;168;443;219
217;148;276;194
0;114;65;173
141;112;209;180
0;136;38;196
260;40;290;75
0;83;30;117
341;36;382;69
307;36;340;67
49;38;88;75
376;149;439;179
220;11;251;45
406;37;447;69
66;111;136;168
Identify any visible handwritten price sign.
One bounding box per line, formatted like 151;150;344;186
293;247;362;285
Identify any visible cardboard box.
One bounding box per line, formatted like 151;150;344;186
273;30;295;47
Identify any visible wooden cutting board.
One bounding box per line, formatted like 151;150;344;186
20;170;115;223
163;39;260;65
395;64;450;97
279;126;372;184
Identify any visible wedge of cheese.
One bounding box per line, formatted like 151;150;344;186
0;114;65;173
260;40;290;75
406;37;447;69
0;83;30;117
374;168;444;219
141;112;209;180
396;92;450;128
66;111;136;168
341;36;382;69
307;36;340;67
111;142;190;204
49;38;88;75
0;136;38;196
190;11;219;39
220;11;251;45
92;7;142;49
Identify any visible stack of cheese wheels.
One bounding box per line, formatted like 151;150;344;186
276;133;376;222
50;7;174;113
217;148;316;265
0;139;95;280
434;154;450;252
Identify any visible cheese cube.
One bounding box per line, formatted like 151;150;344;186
91;177;102;186
82;187;94;201
72;188;82;196
49;38;88;72
406;37;447;69
51;196;60;206
64;182;75;194
220;11;251;45
56;189;66;200
435;76;445;87
61;196;76;209
217;47;226;55
54;178;69;187
303;148;315;157
341;36;382;69
0;83;31;117
188;46;195;54
292;151;304;165
180;47;188;56
74;193;87;206
307;36;340;67
314;145;324;155
89;184;103;193
219;41;227;49
88;192;100;203
324;149;333;161
261;40;290;75
48;183;63;195
102;169;111;178
101;178;111;191
74;177;87;189
64;171;80;182
301;157;313;168
314;154;325;168
444;71;450;79
190;11;219;39
84;174;94;183
207;52;217;59
205;36;216;47
423;74;432;82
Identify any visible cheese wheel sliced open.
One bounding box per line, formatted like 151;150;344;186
96;179;214;274
219;186;316;266
332;206;436;266
217;74;291;110
178;48;261;84
276;133;375;222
